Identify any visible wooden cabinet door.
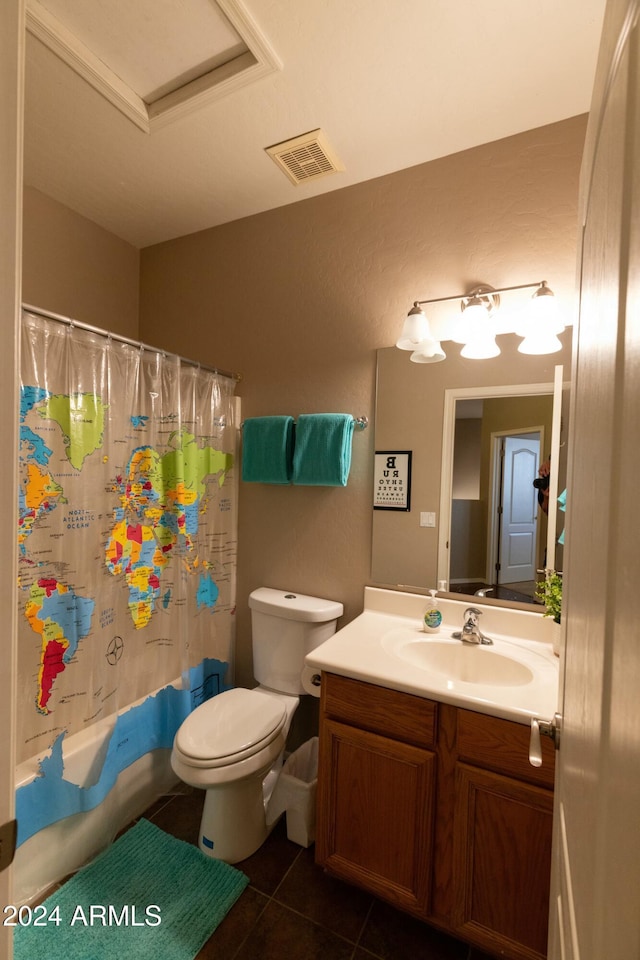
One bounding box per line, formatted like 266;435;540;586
316;717;436;916
453;762;554;960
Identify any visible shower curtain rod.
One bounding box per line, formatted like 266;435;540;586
22;303;242;383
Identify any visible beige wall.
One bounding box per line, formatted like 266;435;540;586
22;186;139;337
451;418;484;581
139;114;587;688
453;418;482;500
450;500;486;581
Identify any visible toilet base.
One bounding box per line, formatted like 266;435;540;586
198;776;276;863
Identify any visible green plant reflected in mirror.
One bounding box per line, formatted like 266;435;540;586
536;571;563;623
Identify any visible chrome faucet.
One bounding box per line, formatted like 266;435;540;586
452;606;493;645
474;587;494;597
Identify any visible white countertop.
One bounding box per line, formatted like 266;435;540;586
306;587;559;725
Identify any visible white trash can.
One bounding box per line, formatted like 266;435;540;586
277;737;319;847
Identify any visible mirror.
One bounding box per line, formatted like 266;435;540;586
437;371;567;605
371;331;571;610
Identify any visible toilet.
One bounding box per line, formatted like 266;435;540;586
171;587;343;863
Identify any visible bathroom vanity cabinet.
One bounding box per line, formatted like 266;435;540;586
316;673;555;960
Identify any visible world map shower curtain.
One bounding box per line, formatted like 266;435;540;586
17;309;238;772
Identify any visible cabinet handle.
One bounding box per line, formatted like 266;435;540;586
529;714;561;767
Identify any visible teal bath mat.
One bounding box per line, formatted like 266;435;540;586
14;818;249;960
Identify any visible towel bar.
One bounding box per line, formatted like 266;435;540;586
242;416;368;430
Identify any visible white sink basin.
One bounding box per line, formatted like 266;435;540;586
305;588;560;725
382;635;534;686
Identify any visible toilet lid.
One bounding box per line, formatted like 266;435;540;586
175;688;287;763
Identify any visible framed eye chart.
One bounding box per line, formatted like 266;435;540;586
373;450;412;511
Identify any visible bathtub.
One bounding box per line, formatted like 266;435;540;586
12;663;227;906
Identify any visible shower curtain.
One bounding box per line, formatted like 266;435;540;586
17;309;238;844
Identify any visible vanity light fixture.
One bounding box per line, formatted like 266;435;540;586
398;281;565;362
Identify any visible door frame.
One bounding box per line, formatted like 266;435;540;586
0;0;24;954
438;381;556;590
487;427;543;585
548;3;640;957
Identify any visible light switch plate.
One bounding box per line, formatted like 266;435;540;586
420;512;436;527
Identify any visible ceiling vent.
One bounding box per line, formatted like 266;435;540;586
265;129;344;185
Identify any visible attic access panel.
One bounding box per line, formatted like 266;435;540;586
26;0;281;132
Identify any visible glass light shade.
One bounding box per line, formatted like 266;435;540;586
530;292;564;330
458;298;499;358
450;302;488;344
518;331;563;355
396;306;432;350
410;339;446;363
460;334;501;359
517;284;565;336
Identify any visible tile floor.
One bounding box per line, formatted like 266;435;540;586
139;786;499;960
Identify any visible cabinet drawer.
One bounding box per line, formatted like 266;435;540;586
321;672;437;749
456;709;555;789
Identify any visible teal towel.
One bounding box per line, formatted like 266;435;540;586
293;414;355;486
558;487;567;545
242;416;294;483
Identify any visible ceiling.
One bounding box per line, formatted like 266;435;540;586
23;0;607;250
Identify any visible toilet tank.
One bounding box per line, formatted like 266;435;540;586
249;588;343;695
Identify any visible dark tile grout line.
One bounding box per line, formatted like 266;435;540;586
225;888;270;960
269;842;304;900
214;835;316;960
247;843;373;958
239;845;306;957
234;837;385;960
349;899;375;960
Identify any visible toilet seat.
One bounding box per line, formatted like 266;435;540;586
174;688;287;769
